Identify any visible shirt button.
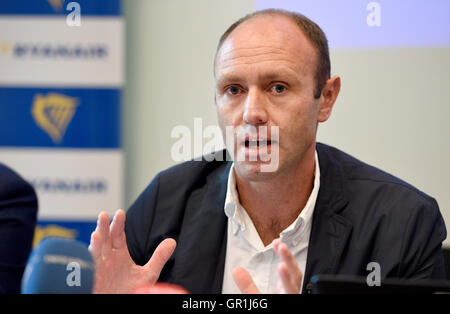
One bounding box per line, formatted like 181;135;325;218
232;221;240;235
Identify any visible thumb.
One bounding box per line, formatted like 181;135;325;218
143;238;177;283
232;267;261;294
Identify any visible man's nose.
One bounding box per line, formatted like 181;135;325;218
243;88;268;125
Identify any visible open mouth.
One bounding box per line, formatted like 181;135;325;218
238;136;278;163
242;134;278;149
244;139;272;147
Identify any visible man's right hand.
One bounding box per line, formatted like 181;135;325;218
88;209;176;294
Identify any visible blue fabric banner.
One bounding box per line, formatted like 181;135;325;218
0;0;123;247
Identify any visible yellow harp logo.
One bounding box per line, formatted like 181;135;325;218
31;93;79;144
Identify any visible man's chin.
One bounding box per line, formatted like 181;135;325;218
234;160;280;182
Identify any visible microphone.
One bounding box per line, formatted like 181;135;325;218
21;237;95;294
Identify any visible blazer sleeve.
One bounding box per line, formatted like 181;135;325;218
0;165;38;294
398;197;447;280
125;173;161;267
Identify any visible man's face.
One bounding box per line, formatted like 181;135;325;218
215;15;322;181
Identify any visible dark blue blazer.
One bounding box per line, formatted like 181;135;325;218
125;143;447;293
0;163;38;294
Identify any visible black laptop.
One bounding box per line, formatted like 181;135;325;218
308;275;450;294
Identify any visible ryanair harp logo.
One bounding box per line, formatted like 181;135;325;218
32;93;79;144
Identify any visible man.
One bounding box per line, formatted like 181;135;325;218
0;163;38;294
89;9;447;293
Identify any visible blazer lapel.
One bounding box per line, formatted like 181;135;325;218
172;161;232;293
302;144;353;291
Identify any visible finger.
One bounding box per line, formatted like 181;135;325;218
109;209;126;250
143;238;177;283
275;242;302;293
278;263;299;294
232;267;260;294
89;212;110;260
275;281;284;294
273;239;280;252
97;211;110;234
277;242;302;282
88;230;102;261
97;211;111;254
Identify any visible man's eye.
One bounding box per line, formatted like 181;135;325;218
272;84;286;94
226;86;241;95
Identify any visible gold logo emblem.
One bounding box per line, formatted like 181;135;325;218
31;93;79;144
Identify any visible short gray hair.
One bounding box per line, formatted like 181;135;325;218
215;9;330;99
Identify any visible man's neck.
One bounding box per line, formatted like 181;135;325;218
234;144;316;246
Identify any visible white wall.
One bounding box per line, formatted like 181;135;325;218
123;1;450;246
123;0;254;206
319;47;450;247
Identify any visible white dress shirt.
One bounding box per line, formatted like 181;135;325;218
221;151;320;294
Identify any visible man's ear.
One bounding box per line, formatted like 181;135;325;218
317;75;341;123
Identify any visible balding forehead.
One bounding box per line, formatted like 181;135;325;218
227;14;311;48
219;45;288;62
215;14;317;77
218;46;304;73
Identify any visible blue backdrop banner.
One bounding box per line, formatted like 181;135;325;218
0;0;123;247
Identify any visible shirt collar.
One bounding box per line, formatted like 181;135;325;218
224;162;243;235
281;150;320;238
224;150;321;238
